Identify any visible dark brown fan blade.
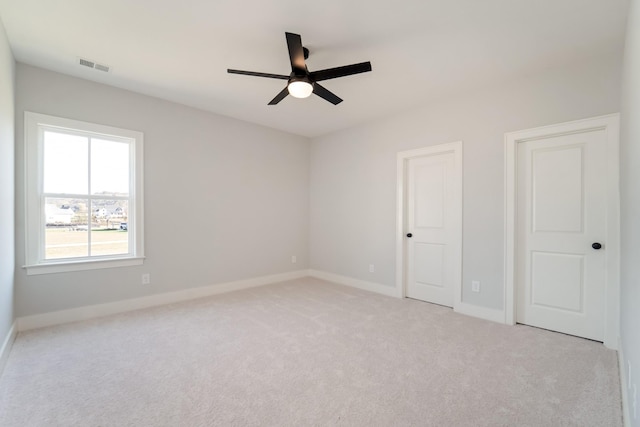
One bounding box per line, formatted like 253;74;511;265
268;87;290;105
285;32;306;74
312;83;343;105
227;69;289;80
309;61;372;82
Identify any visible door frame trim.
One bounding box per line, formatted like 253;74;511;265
395;141;463;308
504;114;620;348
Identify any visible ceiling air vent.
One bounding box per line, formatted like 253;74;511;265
78;57;110;73
79;58;95;68
94;63;110;72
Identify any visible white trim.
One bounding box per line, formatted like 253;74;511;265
504;114;620;348
310;269;506;324
308;269;401;298
0;322;18;377
395;142;463;308
618;339;632;427
17;270;308;331
454;302;505;324
24;256;145;275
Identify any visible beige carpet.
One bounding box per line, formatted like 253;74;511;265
0;277;622;426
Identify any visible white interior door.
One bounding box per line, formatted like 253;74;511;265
516;129;607;341
405;149;461;307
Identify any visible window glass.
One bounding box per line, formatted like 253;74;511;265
91;138;129;196
91;199;129;256
43;131;88;194
44;197;88;259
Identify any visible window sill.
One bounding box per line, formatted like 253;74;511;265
23;256;145;275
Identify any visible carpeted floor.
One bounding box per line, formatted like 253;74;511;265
0;277;622;426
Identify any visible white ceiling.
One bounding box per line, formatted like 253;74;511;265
0;0;629;138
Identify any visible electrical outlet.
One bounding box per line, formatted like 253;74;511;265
142;273;150;285
471;280;480;292
291;255;297;264
369;264;375;273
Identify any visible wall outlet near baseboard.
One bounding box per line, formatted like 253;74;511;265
142;273;150;285
369;264;375;273
471;280;480;292
291;255;297;264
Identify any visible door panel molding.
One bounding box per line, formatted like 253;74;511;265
396;141;463;309
504;114;620;348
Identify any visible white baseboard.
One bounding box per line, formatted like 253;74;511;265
0;321;18;377
454;301;505;324
308;269;401;298
308;270;509;326
618;338;631;427
17;270;309;331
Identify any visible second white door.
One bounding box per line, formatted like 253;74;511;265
405;147;462;307
516;129;608;341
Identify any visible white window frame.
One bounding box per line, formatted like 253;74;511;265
24;112;144;275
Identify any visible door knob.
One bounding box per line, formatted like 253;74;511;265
592;242;602;250
406;233;413;238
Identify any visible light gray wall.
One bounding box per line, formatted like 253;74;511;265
620;0;640;424
310;50;622;310
0;19;15;341
15;64;310;317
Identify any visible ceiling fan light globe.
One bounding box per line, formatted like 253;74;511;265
288;81;313;98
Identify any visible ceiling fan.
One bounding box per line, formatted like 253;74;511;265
227;32;372;105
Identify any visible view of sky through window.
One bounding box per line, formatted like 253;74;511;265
43;131;88;194
91;138;129;195
43;131;130;195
